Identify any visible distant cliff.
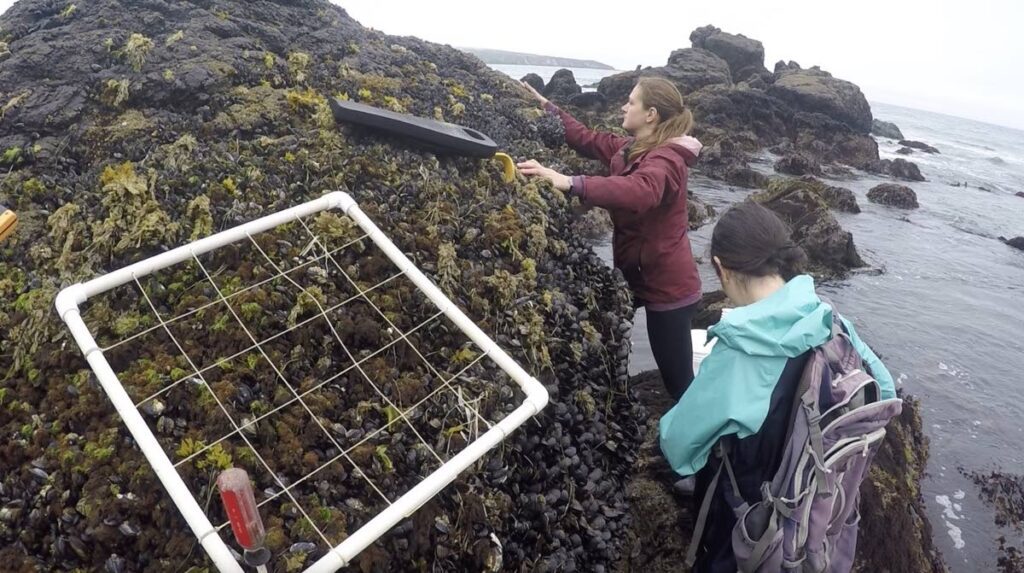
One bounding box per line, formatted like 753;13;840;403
463;47;614;69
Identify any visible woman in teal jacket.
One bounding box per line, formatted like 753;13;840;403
659;201;895;572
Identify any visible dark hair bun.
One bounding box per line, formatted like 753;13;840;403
711;201;806;280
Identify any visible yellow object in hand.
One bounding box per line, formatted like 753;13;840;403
493;152;516;183
0;205;16;243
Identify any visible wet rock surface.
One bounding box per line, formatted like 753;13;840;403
899;139;940;154
868;183;920;209
965;470;1024;572
872;118;904;140
0;1;645;571
751;179;866;278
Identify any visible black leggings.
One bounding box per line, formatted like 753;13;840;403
646;302;698;400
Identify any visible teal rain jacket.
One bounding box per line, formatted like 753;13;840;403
659;274;896;476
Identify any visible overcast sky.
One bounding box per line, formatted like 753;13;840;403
1;0;1020;129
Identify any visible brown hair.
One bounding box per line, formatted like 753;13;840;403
627;77;695;161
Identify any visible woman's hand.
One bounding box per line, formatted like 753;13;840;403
520;80;549;107
517;159;572;191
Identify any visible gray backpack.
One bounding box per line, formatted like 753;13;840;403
687;312;903;572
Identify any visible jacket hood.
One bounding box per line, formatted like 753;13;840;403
708;275;834;358
665;135;702;166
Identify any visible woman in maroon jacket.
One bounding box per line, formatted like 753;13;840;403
518;77;703;399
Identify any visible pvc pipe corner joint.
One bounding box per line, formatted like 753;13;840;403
55;283;88;319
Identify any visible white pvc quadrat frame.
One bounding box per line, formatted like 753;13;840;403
55;191;549;573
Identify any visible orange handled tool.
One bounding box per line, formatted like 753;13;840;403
0;204;16;242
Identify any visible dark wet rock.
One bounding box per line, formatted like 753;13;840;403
618;370;945;573
1015;191;1024;198
756;175;860;215
0;1;646;571
965;469;1024;571
797;175;860;213
542;68;581;103
898;139;940;154
693;135;768;188
774;60;802;74
868;183;919;209
597;48;731;103
871;119;904;140
663;48;733;93
768;64;873;134
787;111;880;170
897;147;915;155
774;153;821;176
520;73;544;93
751;181;865;278
687;193;716;230
568;91;607;110
876;158;926;181
1000;236;1024;251
687;85;790;148
689;25;767;83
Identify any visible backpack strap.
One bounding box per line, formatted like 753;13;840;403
685;440;746;567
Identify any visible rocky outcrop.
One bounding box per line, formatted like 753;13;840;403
898;140;940;154
769;65;873;134
1000;236;1024;251
520;72;544;93
868;184;920;209
694;135;770;189
689;25;768;83
872;119;904;140
596;48;731;103
569;91;607;110
542;68;582;103
796;175;860;213
589;27;889;184
774;153;822;176
617;370;945;573
877;158;926;181
0;2;647;572
751;182;865;278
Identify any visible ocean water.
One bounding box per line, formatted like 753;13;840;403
492;63;1024;571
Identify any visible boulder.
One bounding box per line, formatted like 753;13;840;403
751;183;865;278
774;153;822;176
568;91;607;110
768;65;873;134
896;147;914;155
664;48;734;93
693;135;769;188
868;183;919;209
1015;191;1024;198
876;158;925;181
871;119;904;140
542;68;581;103
687;85;790;148
520;72;544;93
597;48;731;103
689;25;767;82
687;193;716;229
898;139;940;154
1000;236;1024;251
798;175;860;213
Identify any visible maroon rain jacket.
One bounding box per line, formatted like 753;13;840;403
547;103;702;309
